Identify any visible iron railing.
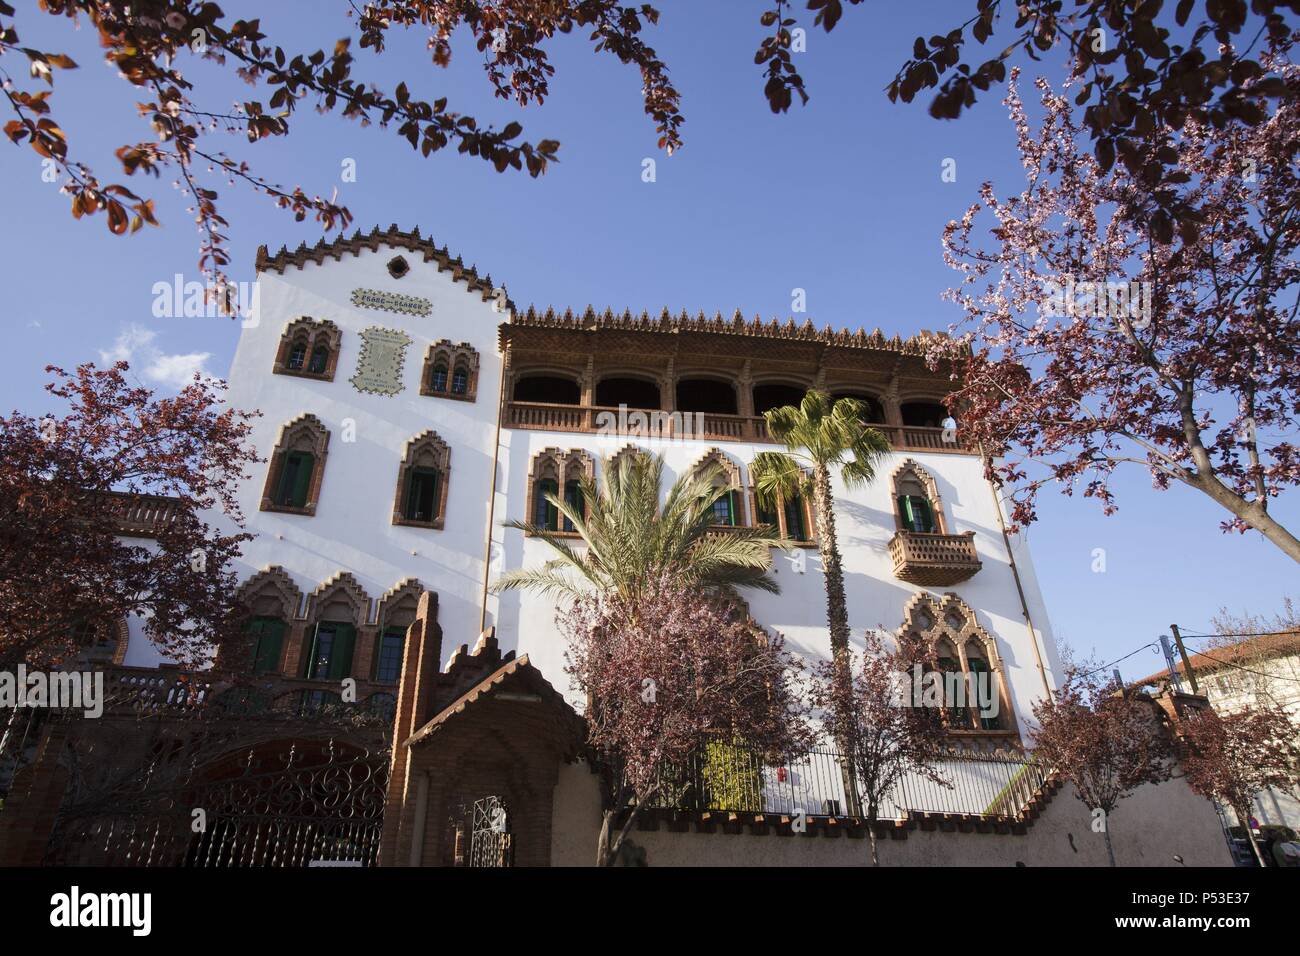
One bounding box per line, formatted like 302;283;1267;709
645;743;1049;821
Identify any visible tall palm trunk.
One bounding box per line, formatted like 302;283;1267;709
812;462;862;816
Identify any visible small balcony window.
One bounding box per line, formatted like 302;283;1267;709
275;451;315;509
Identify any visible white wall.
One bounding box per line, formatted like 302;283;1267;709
487;429;1064;737
211;246;503;658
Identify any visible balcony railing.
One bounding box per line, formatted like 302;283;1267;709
503;401;975;453
644;744;1048;822
888;530;982;586
97;491;182;538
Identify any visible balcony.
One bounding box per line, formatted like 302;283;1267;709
503;401;975;453
97;491;182;538
888;530;982;586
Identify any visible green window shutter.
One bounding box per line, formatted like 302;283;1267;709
726;490;736;526
302;623;321;678
250;617;285;675
291;453;314;508
897;495;913;530
327;623;356;680
536;479;559;530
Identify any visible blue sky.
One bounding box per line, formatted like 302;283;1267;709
1;1;1294;675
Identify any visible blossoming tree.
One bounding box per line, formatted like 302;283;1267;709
933;39;1300;562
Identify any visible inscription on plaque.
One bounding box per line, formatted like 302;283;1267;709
350;326;412;396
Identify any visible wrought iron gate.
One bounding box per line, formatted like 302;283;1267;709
469;795;512;868
37;716;390;867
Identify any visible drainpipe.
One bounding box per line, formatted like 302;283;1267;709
981;447;1053;702
479;343;508;632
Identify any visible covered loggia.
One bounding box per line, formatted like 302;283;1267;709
675;378;738;415
831;391;888;424
752;383;808;416
595;376;661;410
512;374;581;405
901;400;948;428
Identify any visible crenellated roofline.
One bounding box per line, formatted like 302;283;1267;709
501;305;964;358
255;223;514;312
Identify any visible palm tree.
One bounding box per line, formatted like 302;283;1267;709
750;390;892;814
490;450;790;604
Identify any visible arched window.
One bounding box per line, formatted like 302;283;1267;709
891;459;948;534
750;465;814;544
260;414;330;516
525;448;594;536
898;594;1013;736
373;578;422;685
235;566;303;676
421;340;480;401
308;345;329;375
451;362;470;396
691;449;746;528
535;477;560;530
430;362;448;392
392;431;450;529
274;317;341;381
301;573;369;683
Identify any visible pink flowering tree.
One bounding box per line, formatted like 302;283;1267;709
561;575;810;867
933;35;1300;563
1031;668;1173;866
810;629;949;866
1177;704;1299;867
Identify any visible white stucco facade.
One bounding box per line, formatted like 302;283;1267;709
125;232;1065;742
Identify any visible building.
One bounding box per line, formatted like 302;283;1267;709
0;225;1231;867
1134;630;1300;831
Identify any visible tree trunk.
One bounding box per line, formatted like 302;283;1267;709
812;462;861;817
1103;825;1116;867
1236;803;1268;868
867;802;880;866
597;785;656;867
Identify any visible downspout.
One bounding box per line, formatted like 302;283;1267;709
479;329;508;632
980;445;1053;702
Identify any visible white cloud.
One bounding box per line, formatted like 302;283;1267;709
99;323;213;389
99;323;157;365
145;351;214;389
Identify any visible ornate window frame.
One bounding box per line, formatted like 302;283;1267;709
392;431;451;529
525;447;595;537
260;414;330;517
898;593;1017;738
690;447;748;529
297;572;371;682
891;458;949;534
273;317;342;382
421;340;480;402
373;578;424;684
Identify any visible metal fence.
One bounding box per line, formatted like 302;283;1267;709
647;743;1049;821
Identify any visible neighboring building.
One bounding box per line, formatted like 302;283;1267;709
1134;631;1300;830
0;226;1231;867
